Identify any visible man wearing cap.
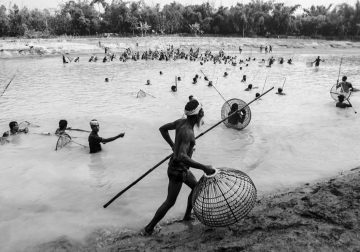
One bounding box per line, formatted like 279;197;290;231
143;99;215;235
88;119;125;154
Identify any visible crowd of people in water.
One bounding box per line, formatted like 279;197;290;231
4;42;358;148
60;43;334;101
4;43;358;148
62;43;292;68
1;41;359;237
0;119;125;153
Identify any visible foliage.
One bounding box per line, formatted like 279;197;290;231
0;0;360;38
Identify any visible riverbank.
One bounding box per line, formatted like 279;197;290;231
2;35;360;252
2;36;360;59
32;167;360;251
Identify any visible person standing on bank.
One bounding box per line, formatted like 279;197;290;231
143;99;215;235
88;119;125;154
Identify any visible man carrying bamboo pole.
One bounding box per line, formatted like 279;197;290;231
143;99;215;235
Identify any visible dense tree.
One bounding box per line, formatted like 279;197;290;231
0;5;10;36
0;0;359;39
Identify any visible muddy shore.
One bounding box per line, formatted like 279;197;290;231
33;167;360;252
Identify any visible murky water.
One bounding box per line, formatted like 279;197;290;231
1;37;360;251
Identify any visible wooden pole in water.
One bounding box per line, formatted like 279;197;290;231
103;86;274;208
200;70;228;105
0;74;16;98
261;76;268;94
67;128;91;133
336;58;343;84
281;77;287;90
346;93;357;114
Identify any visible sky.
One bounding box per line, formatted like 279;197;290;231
0;0;357;10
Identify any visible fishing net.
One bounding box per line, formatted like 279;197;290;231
18;121;30;131
221;99;251;130
330;84;351;101
55;133;72;151
192;167;257;227
18;121;40;131
136;89;147;98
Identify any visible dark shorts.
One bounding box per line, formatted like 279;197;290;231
167;168;191;183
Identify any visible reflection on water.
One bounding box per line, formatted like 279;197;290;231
88;153;110;189
1;38;360;251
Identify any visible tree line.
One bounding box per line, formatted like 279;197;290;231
0;0;360;39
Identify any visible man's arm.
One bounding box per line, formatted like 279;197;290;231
336;81;346;89
159;120;179;149
101;133;125;144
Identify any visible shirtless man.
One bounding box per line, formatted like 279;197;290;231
336;76;358;93
2;121;28;137
228;103;246;125
55;119;70;136
313;56;324;67
143;99;215;235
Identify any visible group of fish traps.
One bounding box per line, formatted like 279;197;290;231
192;83;354;227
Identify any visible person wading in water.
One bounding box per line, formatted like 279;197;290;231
313;56;324;67
2;121;28;137
143;99;215;235
88;119;125;154
337;76;358;93
336;95;352;109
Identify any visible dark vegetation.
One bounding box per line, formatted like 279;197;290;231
0;0;360;40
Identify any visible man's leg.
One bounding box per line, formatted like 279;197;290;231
145;179;182;233
183;171;198;221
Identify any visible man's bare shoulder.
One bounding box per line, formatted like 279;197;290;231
176;122;195;140
173;118;187;129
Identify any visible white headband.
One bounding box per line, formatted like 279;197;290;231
90;120;99;126
185;103;202;116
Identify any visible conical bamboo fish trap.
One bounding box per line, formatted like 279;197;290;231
192;167;257;227
330;83;351;101
221;98;251;130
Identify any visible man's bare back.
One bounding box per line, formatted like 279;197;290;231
172;119;195;163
